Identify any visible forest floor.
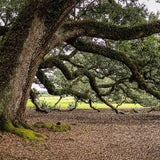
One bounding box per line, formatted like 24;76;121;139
0;107;160;160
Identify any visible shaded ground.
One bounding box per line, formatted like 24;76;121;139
0;108;160;160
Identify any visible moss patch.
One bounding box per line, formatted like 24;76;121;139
50;124;71;132
1;121;47;141
14;128;47;141
33;121;71;132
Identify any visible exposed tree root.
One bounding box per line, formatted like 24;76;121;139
2;121;47;141
1;119;71;141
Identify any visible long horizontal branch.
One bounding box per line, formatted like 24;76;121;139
68;39;140;75
61;20;160;41
69;39;160;100
40;55;127;98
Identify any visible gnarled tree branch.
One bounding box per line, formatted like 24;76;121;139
60;20;160;41
37;62;119;113
69;39;160;100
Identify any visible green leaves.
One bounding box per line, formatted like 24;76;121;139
0;0;28;26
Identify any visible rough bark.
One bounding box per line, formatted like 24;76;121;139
0;0;79;139
0;0;40;127
60;20;160;40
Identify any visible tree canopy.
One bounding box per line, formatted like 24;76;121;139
33;0;160;111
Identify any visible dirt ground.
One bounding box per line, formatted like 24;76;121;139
0;108;160;160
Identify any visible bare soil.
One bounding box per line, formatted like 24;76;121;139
0;108;160;160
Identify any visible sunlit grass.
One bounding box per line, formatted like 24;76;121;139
27;96;146;109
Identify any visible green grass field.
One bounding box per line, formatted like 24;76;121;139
27;96;145;109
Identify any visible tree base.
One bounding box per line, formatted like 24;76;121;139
1;120;71;141
1;121;47;141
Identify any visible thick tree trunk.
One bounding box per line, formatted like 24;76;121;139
0;0;78;138
0;12;45;128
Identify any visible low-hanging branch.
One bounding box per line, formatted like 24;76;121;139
39;55;127;113
117;85;160;113
37;63;119;113
69;39;160;100
30;89;48;113
36;69;101;112
51;98;79;112
30;90;81;113
36;69;89;100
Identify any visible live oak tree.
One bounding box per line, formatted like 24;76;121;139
0;0;160;140
42;0;160;110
